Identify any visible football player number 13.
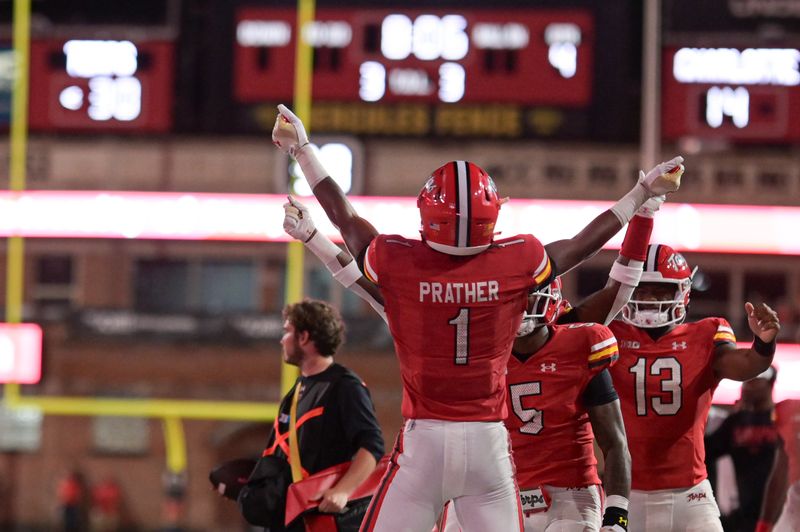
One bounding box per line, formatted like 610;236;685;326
630;357;683;416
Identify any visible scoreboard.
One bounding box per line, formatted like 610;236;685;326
662;46;800;143
28;38;174;132
233;7;594;106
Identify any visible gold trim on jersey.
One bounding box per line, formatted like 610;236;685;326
533;256;552;285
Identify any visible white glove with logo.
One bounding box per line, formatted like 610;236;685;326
271;104;328;189
272;104;310;157
635;193;666;219
610;155;683;225
283;196;315;242
639;156;684;195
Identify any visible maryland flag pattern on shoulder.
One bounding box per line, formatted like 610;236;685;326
587;332;620;370
713;319;737;347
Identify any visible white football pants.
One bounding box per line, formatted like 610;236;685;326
628;479;723;532
359;419;523;532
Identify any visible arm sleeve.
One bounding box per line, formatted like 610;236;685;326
582;369;619;407
336;376;385;463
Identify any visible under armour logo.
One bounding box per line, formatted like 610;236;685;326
540;363;557;372
672;341;687;350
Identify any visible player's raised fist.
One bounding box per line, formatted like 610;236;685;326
640;156;684;196
272;104;310;157
283;195;315;242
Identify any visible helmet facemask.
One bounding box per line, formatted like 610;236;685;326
622;272;695;328
622;244;697;329
516;281;564;337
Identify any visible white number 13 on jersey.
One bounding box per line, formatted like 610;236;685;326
630;357;683;416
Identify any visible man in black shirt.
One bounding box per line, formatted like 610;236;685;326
262;299;385;531
706;366;782;532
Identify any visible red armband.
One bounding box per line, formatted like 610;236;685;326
620;215;653;262
755;520;773;532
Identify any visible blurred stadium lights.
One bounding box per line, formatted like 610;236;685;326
0;191;799;256
713;343;800;403
0;323;42;385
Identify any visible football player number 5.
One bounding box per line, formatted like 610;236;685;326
509;382;544;435
630;357;683;415
448;308;470;365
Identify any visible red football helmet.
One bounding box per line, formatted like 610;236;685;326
418;161;502;256
622;244;697;328
517;277;567;337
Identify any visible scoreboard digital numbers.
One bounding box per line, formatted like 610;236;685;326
233;7;593;137
28;38;174;132
662;46;800;143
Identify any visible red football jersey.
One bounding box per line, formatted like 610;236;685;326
608;318;737;490
364;234;552;421
776;399;800;484
506;323;619;489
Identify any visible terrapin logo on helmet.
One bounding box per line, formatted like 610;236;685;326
517;278;568;337
622;244;697;328
418;161;502;256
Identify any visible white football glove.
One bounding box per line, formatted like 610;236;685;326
283;196;316;242
600;526;627;532
272;104;329;189
272;104;310;157
635;193;666;219
639;156;684;196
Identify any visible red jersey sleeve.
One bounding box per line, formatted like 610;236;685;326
582;323;620;373
363;237;380;284
711;317;737;347
527;236;554;288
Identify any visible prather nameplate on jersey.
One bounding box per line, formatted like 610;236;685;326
519;487;549;513
418;281;500;303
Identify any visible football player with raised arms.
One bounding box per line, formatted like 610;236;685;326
607;244;780;532
272;104;683;532
284;195;666;532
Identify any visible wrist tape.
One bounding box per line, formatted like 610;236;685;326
609;260;643;287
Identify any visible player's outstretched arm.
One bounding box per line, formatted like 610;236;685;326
569;196;662;325
757;442;789;532
273;105;378;259
283;196;386;321
544;157;683;277
588;395;631;532
713;302;781;381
